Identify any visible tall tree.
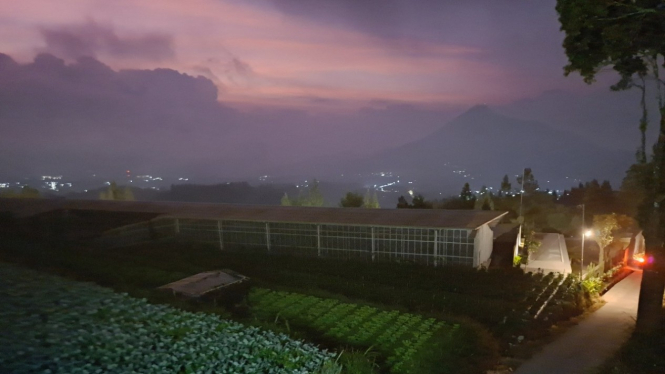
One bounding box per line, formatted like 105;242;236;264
619;162;653;217
305;179;325;207
460;183;474;201
364;190;380;209
516;168;539;195
340;192;364;207
557;0;665;332
500;175;512;196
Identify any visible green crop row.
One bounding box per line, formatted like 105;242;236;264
250;288;459;373
0;264;338;374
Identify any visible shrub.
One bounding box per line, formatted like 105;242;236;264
582;276;603;295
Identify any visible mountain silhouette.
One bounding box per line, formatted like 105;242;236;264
359;105;633;191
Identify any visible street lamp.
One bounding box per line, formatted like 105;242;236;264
578;203;594;277
581;226;593;277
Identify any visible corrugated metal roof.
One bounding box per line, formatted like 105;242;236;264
158;270;249;298
0;198;507;229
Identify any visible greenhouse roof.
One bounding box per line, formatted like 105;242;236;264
1;198;507;229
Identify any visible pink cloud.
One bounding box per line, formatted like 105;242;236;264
0;0;572;111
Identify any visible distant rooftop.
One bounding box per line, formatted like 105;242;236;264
0;198;507;229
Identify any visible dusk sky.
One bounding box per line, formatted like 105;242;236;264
0;0;648;185
1;0;616;110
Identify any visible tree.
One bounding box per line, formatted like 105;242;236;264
396;196;410;209
557;0;665;332
305;179;325;207
593;214;620;274
619;162;653;217
281;179;325;207
0;186;41;199
364;190;380;209
516;168;539;195
474;185;494;210
411;194;433;209
340;192;364;207
436;182;476;210
500;175;512;196
281;193;292;206
460;183;474;201
99;182;134;201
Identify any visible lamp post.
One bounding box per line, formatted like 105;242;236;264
580;204;585;277
582;229;594;277
579;204;593;277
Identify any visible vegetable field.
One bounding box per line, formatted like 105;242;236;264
249;288;460;373
0;238;593;373
0;263;338;374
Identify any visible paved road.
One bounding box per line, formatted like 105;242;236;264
515;270;642;374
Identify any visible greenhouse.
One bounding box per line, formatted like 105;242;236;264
2;199;508;267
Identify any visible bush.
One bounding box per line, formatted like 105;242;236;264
582;276;603;295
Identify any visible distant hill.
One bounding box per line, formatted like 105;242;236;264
356;105;634;190
495;89;658;153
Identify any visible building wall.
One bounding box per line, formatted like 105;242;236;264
474;223;494;267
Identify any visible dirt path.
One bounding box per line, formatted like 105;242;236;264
514;270;642;374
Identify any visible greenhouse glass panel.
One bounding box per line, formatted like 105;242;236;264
178;219;220;244
269;222;318;255
222;220;267;249
319;224;372;259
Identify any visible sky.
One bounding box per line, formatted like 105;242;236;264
0;0;612;111
0;0;647;186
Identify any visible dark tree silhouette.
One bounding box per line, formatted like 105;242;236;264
557;0;665;332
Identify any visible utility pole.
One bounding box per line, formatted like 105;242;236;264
519;168;525;219
581;203;585;278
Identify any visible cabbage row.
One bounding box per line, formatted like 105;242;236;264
249;289;460;373
0;264;338;374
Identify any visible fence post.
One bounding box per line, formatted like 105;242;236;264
174;218;180;234
217;220;223;251
371;226;375;262
317;225;321;257
433;229;438;267
265;222;271;251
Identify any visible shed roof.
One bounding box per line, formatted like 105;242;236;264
0;198;507;229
